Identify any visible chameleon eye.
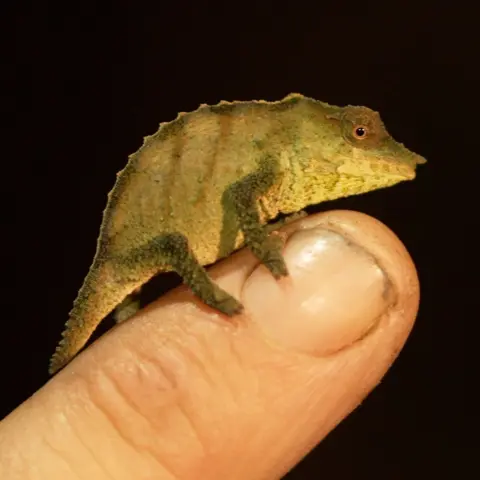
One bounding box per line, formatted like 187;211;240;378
353;125;368;139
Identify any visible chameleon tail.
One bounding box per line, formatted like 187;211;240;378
49;260;142;375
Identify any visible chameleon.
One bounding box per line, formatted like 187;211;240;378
49;93;426;374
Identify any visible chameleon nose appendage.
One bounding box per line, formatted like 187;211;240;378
242;211;419;357
414;153;427;165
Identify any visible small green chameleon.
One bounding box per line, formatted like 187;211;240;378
49;93;426;374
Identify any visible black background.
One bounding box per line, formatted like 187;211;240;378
7;1;478;478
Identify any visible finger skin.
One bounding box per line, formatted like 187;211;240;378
0;210;420;480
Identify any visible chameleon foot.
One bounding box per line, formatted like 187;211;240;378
257;233;288;278
205;287;244;316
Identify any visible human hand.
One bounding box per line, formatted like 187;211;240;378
0;211;420;479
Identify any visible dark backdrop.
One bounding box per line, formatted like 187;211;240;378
8;1;478;478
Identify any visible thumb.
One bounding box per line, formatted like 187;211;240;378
0;210;420;480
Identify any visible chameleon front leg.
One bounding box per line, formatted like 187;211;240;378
223;158;289;279
264;210;307;234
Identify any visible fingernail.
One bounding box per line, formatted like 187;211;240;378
243;227;393;356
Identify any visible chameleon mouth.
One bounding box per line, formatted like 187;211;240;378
393;153;426;179
404;153;427;178
397;162;417;180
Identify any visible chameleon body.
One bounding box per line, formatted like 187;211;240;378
50;93;426;374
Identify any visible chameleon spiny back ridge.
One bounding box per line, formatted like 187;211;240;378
49;93;426;374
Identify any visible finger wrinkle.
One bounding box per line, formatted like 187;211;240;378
59;396;116;480
86;369;180;479
42;435;81;479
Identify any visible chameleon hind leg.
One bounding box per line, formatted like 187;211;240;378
113;287;142;323
127;232;243;316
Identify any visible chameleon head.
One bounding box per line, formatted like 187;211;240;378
329;105;424;169
279;101;426;213
320;105;426;193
